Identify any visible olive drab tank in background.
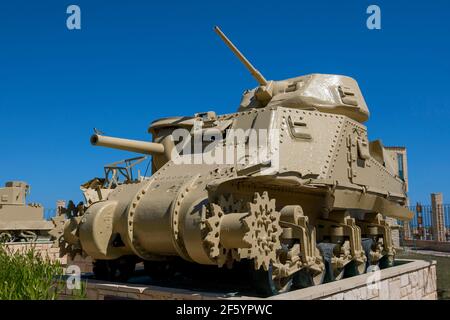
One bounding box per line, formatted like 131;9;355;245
59;26;413;296
0;181;54;242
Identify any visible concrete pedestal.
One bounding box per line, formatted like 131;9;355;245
59;259;437;300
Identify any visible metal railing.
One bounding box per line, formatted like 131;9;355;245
403;204;450;241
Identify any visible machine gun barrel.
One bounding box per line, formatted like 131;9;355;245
90;134;165;155
214;26;268;86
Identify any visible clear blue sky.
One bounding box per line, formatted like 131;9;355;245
0;0;449;209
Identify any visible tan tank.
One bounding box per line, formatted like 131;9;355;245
0;181;54;242
59;26;413;295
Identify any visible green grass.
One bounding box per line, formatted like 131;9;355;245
397;250;450;300
0;245;86;300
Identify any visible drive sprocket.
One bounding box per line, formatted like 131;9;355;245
235;192;282;270
203;192;282;271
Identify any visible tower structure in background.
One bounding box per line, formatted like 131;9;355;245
431;193;446;242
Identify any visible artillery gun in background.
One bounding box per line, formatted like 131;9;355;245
60;27;413;296
0;181;54;243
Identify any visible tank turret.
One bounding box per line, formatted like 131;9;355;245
215;26;369;123
0;181;29;205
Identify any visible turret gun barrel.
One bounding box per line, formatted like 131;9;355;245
90;134;165;155
214;26;268;86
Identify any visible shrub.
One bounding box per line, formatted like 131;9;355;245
0;245;71;299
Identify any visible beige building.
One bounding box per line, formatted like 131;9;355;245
385;147;409;246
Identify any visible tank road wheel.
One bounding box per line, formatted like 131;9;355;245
293;267;326;288
376;236;395;269
344;259;367;277
364;237;394;269
378;254;395;269
20;230;38;242
317;243;347;282
93;256;137;282
251;263;293;296
0;232;13;243
277;205;327;290
331;264;345;281
92;260;116;281
116;256;138;281
358;214;395;270
144;261;177;281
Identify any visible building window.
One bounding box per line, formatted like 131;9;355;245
397;153;405;181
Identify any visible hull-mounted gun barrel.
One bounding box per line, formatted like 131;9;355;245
90;134;165;155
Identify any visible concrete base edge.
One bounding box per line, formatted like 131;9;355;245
59;259;437;300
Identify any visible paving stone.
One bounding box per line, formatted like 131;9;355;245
343;290;356;300
378;281;390;300
417;269;424;288
416;288;424;299
332;293;344;300
349;289;362;300
388;279;401;299
400;274;409;287
425;271;436;294
430;266;437;285
400;287;408;297
409;271;418;287
359;287;368;300
406;285;412;295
